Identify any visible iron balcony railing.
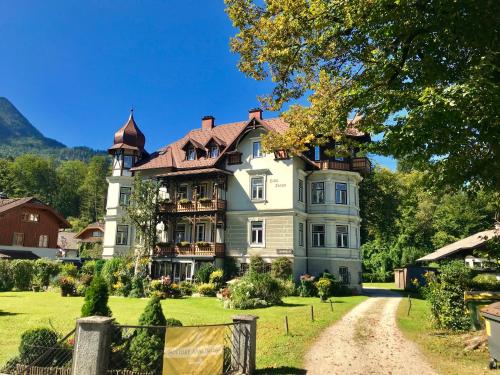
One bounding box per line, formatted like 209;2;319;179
153;243;225;257
159;198;226;213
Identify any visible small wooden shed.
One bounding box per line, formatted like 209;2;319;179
394;265;435;290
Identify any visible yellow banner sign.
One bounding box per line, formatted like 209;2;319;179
163;326;224;375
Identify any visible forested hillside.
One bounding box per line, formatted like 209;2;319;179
0;97;104;161
360;167;497;281
0;154;110;231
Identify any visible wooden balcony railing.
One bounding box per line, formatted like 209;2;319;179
159;199;226;213
318;157;371;174
153;243;225;257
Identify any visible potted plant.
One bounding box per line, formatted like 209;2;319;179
59;276;76;297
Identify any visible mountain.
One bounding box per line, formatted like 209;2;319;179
0;97;105;161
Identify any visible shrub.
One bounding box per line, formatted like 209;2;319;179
179;281;194;296
422;260;472;330
178;198;191;204
196;283;217;296
195;263;217;283
58;276;76;296
249;255;265;274
81;275;112;317
19;327;59;364
166;318;183;327
316;278;332;301
101;258;124;292
271;257;293;280
223;257;239;281
81;260;97;276
129;276;147;298
298;274;317;297
10;260;34;290
196;241;210;247
278;278;296;297
129;296;167;372
61;263;78;278
226;272;284;309
471;273;500;291
150;277;181;299
34;259;61;288
209;269;224;289
0;260;14;291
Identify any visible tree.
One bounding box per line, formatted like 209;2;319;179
126;174;160;273
55;160;87;218
81;275;112;317
80;156;109;223
225;0;500;201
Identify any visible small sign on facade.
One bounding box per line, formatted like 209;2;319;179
277;249;293;255
163;326;224;375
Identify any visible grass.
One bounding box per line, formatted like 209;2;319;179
397;294;490;374
363;282;398;289
0;292;366;372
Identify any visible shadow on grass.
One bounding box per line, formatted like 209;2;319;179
255;366;307;374
280;302;308;307
0;310;21;316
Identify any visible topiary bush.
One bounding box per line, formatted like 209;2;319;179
10;260;34;290
316;278;332;301
129;296;167;372
19;327;59;364
81;275;112;317
195;263;217;283
422;260;472;330
226;272;284;309
271;257;293;280
0;260;14;291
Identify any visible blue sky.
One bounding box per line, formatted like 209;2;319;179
0;0;395;169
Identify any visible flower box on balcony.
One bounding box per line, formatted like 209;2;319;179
177;241;191;248
198;197;212;204
196;241;211;248
178;199;191;205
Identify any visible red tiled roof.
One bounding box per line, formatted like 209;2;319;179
132;115;367;171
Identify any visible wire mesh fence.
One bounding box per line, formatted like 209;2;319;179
1;329;75;375
107;323;241;375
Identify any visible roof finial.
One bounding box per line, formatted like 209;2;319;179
129;107;134;120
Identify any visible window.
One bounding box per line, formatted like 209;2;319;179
178;185;188;200
336;225;349;248
116;225;129;245
298;179;304;202
195;223;205;242
175;224;186;243
251;177;264;200
38;234;49;248
22;212;39;222
335;183;348;204
312;225;325;247
298;222;304;246
123;155;134;169
209;146;219;158
187;146;196;161
252;141;262;158
119;187;132;206
92;231;103;237
314;145;321;161
339;266;350;285
12;232;24;246
311;182;325;204
250;221;264;245
197;184;208;198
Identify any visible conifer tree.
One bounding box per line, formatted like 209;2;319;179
81;274;112;317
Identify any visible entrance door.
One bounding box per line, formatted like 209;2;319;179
173;263;181;283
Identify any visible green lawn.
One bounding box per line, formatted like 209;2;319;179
0;292;366;372
397;295;490;374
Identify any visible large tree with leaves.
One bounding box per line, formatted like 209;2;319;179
225;0;500;200
80;156;109;223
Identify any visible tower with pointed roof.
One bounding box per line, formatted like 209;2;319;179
102;111;147;258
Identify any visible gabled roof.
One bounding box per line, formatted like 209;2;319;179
418;228;500;262
0;197;70;228
75;222;105;239
132;113;368;172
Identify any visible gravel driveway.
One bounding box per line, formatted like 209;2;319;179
305;288;437;375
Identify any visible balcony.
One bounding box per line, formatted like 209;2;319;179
159;198;226;213
153;243;225;257
317;157;371;174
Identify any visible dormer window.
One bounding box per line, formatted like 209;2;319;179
187;146;196;161
123;155;134;169
209;146;219;158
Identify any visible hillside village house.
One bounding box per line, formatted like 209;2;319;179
103;109;370;290
0;196;70;259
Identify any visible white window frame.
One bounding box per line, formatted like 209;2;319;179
197;183;208;199
209;145;219;158
38;234;49;248
312;224;325;247
250;176;265;201
249;219;265;247
116;225;129;245
311;182;325;204
298;222;304;247
12;232;24;246
195;223;206;243
186;146;196;161
175;223;186;243
336;225;349;248
252;141;262;158
298;179;304;202
119;186;132;207
335;182;348;205
178;184;188;200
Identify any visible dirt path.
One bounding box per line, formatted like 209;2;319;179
305;288;437;375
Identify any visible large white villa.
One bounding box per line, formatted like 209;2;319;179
103;108;370;290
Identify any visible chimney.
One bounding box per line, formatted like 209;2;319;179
249;108;263;120
201;115;215;130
